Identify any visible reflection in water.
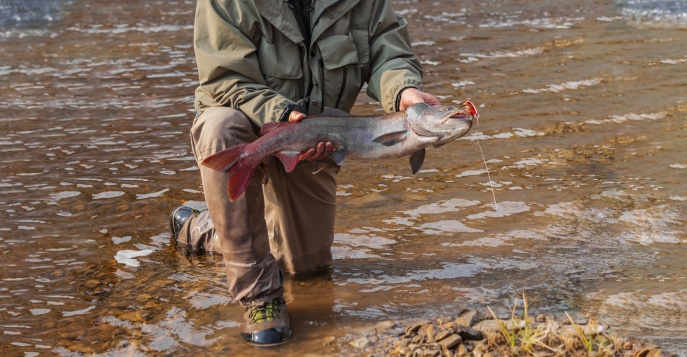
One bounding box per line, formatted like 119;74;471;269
0;0;686;355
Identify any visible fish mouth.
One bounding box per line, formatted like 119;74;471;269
442;100;479;124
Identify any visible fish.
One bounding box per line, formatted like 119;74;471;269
202;101;478;201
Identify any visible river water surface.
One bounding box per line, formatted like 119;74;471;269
1;0;686;355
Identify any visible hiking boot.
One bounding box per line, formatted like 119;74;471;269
241;296;291;345
169;206;201;241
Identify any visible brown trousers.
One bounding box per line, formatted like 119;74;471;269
179;107;338;306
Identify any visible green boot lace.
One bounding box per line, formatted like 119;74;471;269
248;297;285;324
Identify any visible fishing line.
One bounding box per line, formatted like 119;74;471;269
470;103;498;213
476;137;498;212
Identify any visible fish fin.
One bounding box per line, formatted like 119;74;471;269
372;130;408;146
227;164;256;202
328;149;346;165
202;144;247;173
260;122;292;136
201;144;257;201
320;107;350;117
409;148;425;175
312;160;329;174
274;151;301;172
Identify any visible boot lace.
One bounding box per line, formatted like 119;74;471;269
248;297;285;324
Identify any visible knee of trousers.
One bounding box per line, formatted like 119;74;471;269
190;107;260;162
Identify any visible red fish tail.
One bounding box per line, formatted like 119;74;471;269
201;144;258;201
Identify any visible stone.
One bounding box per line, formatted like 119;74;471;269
474;318;525;334
454;310;480;327
419;324;437;343
375;320;397;333
437;334;462;349
394;345;410;355
349;337;370;349
633;347;661;357
322;336;336;346
455;344;469;356
560;324;606;339
435;330;452;342
406;321;431;336
422;348;440;357
458;326;484;341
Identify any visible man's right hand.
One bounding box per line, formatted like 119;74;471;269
288;111;335;162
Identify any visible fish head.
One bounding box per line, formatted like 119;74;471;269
406;101;476;147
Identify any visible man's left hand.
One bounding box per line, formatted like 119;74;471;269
399;88;440;111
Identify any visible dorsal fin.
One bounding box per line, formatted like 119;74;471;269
260;122;291;136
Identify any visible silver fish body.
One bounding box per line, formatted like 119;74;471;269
202;101;476;200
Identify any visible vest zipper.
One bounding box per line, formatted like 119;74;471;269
334;65;348;109
319;58;325;113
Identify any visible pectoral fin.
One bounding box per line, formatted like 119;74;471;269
372;130;408;146
409;149;425;175
328;149;346;165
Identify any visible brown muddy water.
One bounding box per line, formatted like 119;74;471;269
1;0;686;355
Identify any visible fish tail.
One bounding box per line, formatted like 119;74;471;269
201;143;257;201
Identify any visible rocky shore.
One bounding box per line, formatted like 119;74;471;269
339;309;666;356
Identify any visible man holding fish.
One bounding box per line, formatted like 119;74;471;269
169;0;474;345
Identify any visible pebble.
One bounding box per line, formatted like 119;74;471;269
453;310;479;327
406;321;430;335
474;318;527;334
434;330;452;342
458;326;483;341
322;336;336;346
349;337;370;348
374;320;397;333
437;334;461;349
559;324;607;339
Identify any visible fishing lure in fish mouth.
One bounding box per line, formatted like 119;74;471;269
463;100;479;120
441;100;479;124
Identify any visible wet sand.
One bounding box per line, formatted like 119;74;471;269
1;0;686;355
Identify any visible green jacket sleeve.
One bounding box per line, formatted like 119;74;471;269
366;0;424;113
193;0;295;125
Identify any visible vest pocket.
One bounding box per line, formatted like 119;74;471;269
317;33;362;110
258;38;303;79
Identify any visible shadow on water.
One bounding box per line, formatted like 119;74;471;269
0;0;686;355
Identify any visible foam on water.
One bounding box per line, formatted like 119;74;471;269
114;249;154;267
522;78;602;94
619;0;687;28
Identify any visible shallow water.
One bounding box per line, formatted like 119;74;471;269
1;0;686;355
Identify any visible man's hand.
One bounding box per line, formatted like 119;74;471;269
289;111;335;162
398;88;440;111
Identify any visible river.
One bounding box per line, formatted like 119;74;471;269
1;0;686;355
